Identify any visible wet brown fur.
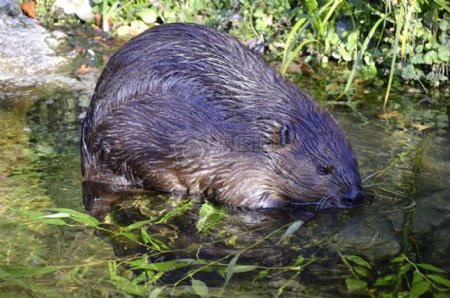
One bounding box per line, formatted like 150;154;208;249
81;23;363;209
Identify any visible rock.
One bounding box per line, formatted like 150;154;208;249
0;8;83;89
51;30;68;40
330;215;401;262
0;0;20;17
53;0;94;22
411;190;450;270
412;136;450;270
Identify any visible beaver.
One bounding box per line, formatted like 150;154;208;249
81;23;363;210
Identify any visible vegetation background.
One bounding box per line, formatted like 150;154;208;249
2;0;448;297
32;0;449;105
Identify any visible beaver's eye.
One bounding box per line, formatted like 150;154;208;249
317;165;333;175
280;124;291;146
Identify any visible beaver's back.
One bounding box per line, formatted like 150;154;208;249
87;23;304;130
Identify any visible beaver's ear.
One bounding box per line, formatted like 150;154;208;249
273;123;292;146
280;124;292;146
269;123;293;146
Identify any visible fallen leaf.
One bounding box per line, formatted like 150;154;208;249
325;83;340;92
286;62;314;74
21;1;37;19
76;64;96;75
378;111;399;120
94;13;114;30
412;123;431;131
75;47;86;55
94;13;102;28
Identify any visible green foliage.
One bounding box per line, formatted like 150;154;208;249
191;278;209;297
9;199;450;297
341;253;450;297
35;0;56;27
83;0;449;103
5;204;315;296
195;201;225;232
277;219;304;244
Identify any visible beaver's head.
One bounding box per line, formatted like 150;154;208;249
264;103;363;210
214;95;363;210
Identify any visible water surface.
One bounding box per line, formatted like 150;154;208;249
0;73;449;297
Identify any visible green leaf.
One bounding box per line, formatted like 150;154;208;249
354;266;369;277
191;279;209;298
401;64;416;79
37;217;67;226
295;255;305;266
411;53;424;64
281;17;308;73
439;19;450;31
129;259;195;272
136;8;158;24
120;232;138;242
254;269;269;281
416;263;447;274
436;1;450;14
416;44;424;53
232;265;257;273
412;270;424;286
346;31;359;52
123;220;152;231
40;212;71;219
140;228;151;244
196;202;225;232
22;209;67;225
343;14;386;94
139;228;168;250
45;208;100;227
399;263;412;275
410;281;430;298
277;220;304;244
426;274;450;288
374;274;397;286
224;254;240;288
108;261;146;296
345;277;367;293
156;200;194;224
327;29;340;45
423;50;438;64
437;45;450;62
391;255;406;263
149;287;165;298
345;255;371;269
0;266;58;279
110;276;146;296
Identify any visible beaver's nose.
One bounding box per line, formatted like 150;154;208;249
340;187;364;207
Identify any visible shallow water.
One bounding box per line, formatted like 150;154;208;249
0;72;449;296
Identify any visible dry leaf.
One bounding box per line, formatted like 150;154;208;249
76;64;96;75
378;111;399;120
325;83;339;92
21;1;37;19
94;13;113;30
412;123;431;131
75;47;86;55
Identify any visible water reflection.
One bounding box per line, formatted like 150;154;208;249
1;82;449;296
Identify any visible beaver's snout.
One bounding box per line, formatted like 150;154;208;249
339;187;364;208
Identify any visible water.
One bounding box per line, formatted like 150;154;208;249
0;72;449;296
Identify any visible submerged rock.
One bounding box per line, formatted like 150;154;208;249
413;135;450;269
